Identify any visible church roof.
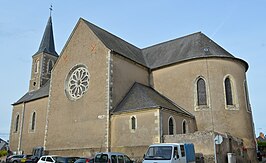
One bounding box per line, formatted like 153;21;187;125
143;32;236;69
82;18;248;70
34;16;58;57
13;81;50;105
112;82;194;117
83;19;146;66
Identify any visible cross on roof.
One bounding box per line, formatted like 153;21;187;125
49;5;53;17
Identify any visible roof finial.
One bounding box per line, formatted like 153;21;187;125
49;5;53;17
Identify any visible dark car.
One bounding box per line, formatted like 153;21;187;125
74;158;94;163
22;155;33;163
54;156;79;163
6;155;32;163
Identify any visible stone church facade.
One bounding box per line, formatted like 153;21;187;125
9;16;257;162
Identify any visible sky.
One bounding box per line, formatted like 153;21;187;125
0;1;265;141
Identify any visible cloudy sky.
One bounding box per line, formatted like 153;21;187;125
0;1;265;141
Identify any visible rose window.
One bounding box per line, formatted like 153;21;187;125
66;65;90;100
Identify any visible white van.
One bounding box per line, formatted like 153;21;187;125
142;143;195;163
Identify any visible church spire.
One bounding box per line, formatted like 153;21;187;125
35;16;58;56
29;14;59;91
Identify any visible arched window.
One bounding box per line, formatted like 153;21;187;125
182;120;187;134
225;77;233;105
197;78;207;105
47;60;53;73
15;114;19;132
168;117;174;135
244;80;251;112
31;112;36;131
131;116;136;130
34;59;40;73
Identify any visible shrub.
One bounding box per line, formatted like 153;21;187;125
0;150;8;157
258;141;266;147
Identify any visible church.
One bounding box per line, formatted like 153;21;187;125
9;16;257;162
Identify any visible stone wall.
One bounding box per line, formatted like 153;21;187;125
164;131;249;163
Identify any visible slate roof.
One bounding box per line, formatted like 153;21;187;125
83;19;146;66
112;82;194;117
82;18;248;70
34;16;58;57
143;32;236;69
13;80;50;105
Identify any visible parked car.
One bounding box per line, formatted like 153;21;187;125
74;157;94;163
21;155;33;163
6;155;32;163
37;156;79;163
94;152;133;163
31;147;44;163
55;157;79;163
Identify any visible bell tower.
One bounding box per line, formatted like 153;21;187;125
29;16;58;91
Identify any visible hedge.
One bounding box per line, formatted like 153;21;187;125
0;150;7;157
258;141;266;147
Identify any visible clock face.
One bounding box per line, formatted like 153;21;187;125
65;64;90;100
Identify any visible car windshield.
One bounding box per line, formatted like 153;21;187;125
144;146;172;160
74;158;86;163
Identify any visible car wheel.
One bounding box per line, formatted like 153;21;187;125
13;161;18;163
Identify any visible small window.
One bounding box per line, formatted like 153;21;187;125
95;154;108;163
117;155;124;163
111;155;117;163
31;112;36;131
168;117;174;135
41;157;46;161
46;157;53;162
244;80;251;112
225;77;233;105
131;116;136;130
197;78;207;105
15;114;19;132
174;147;179;158
182;120;187;134
180;145;185;157
34;59;40;73
47;60;53;73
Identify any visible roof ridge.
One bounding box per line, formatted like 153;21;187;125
82;19;141;51
142;32;202;51
198;32;234;58
82;18;146;66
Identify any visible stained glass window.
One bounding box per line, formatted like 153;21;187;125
169;118;174;135
197;78;207;105
225;77;233;105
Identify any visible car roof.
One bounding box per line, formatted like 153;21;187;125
149;143;186;146
95;152;125;155
40;155;59;157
